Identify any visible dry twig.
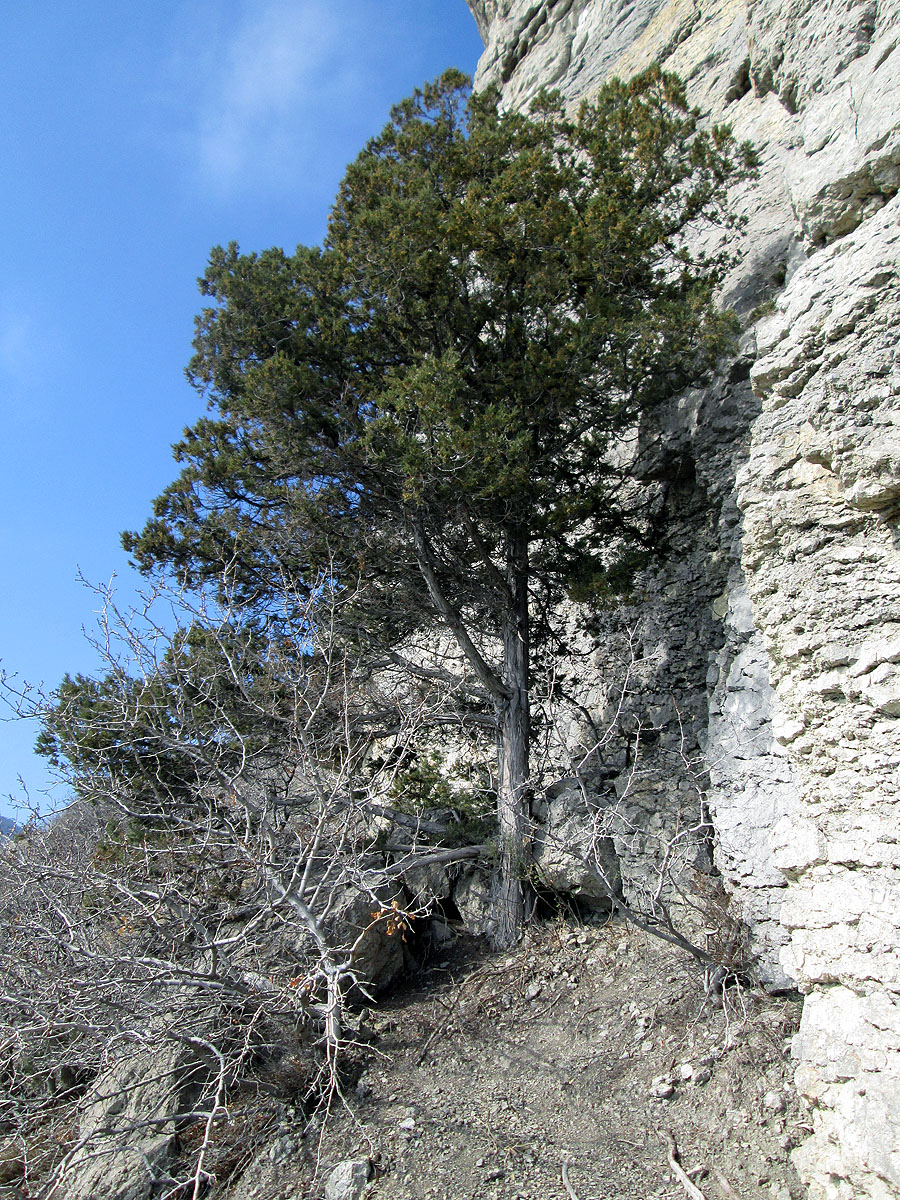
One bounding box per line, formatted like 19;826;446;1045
662;1131;708;1200
415;964;503;1065
561;1154;580;1200
713;1166;742;1199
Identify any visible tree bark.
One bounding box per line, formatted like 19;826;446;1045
492;526;531;948
410;513;532;948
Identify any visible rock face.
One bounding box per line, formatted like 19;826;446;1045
63;1040;201;1200
532;781;621;907
465;2;900;1197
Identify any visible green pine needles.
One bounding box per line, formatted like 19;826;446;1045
111;66;754;945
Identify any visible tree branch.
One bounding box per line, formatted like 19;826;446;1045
410;519;510;704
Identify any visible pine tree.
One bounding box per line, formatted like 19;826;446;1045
123;67;753;946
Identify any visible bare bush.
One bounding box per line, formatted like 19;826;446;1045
0;576;756;1198
0;571;482;1197
530;623;753;984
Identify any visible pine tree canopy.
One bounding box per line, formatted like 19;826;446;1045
88;64;758;945
122;66;753;656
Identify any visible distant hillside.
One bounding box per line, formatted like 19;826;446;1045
0;815;17;837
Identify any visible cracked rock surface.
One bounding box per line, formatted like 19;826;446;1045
467;0;900;1196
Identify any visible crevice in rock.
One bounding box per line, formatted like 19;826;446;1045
500;0;575;83
724;57;752;104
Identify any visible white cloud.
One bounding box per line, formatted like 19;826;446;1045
171;0;365;196
0;298;56;395
0;297;61;423
199;3;336;179
157;0;481;205
0;310;34;383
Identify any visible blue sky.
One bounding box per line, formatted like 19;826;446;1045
0;1;483;818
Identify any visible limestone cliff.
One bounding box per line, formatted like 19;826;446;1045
465;2;900;1197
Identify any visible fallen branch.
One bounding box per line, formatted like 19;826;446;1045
713;1167;741;1200
376;845;486;880
561;1155;580;1200
662;1132;707;1200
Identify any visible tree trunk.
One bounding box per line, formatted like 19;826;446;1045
410;514;532;948
492;528;531;948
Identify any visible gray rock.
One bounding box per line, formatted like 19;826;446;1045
324;1158;370;1200
452;867;495;936
322;883;407;993
764;1089;786;1113
402;859;452;905
468;1;900;1194
60;1040;197;1200
532;785;621;909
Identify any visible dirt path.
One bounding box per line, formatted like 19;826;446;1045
228;919;806;1200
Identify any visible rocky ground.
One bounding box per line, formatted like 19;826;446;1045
222;917;806;1200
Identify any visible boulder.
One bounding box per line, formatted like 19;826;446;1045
532;785;621;910
60;1039;199;1200
322;883;408;993
452;867;495;935
324;1158;371;1200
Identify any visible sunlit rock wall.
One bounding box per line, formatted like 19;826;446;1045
465;2;900;1197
